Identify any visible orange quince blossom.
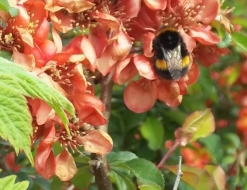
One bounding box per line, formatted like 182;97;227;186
34;122;113;180
0;0;55;68
21;34;104;126
181;142;211;168
113;0;228;113
46;0;139;75
236;108;247;133
88;0;140;76
5;152;21;172
0;0;48;50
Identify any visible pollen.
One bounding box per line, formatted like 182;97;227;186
56;122;91;154
4;33;14;45
159;0;206;31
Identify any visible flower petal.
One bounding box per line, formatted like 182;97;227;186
113;55;138;84
143;0;167;10
133;55;156;80
124;78;157;113
193;0;219;24
143;32;155;58
79;130;113;154
109;30;132;61
55;150;78;181
189;27;221;45
186;62;200;85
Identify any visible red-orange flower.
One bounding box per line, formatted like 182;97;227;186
112;0;227;113
181;142;211;168
236;108;247;133
5;152;21;172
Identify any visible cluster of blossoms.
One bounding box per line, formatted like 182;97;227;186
0;0;229;180
211;57;247;142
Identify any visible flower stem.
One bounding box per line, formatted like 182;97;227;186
90;73;114;190
157;140;180;169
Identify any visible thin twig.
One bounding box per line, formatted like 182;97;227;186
90;72;114;190
173;156;183;190
157;140;180;169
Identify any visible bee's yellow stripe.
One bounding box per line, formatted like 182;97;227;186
155;59;168;70
156;27;177;36
182;55;190;68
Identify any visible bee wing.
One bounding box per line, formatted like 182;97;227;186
161;46;183;81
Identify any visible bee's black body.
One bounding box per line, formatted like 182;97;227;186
152;28;190;81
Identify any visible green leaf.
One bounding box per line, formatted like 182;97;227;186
204;165;226;190
107;151;138;165
0;175;29;190
166;165;223;190
139;184;162;190
226;66;240;86
0;50;12;60
140;117;164;150
125;158;165;189
199;134;223;163
32;175;50;190
110;170;136;190
50;177;63;190
179;109;215;144
0;0;18;17
232;32;247;52
0;58;75;164
71;166;93;189
218;31;232;48
232;18;247;29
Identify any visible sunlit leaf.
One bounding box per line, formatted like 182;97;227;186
177;109;215;145
232;32;247;52
0;175;29;190
205;165;226;190
140;117;164;150
0;0;18;17
166;165;221;190
139;184;162;190
0;58;76;164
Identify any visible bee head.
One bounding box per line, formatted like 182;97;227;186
157;30;181;50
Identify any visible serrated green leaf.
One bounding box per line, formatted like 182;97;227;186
110;170;136;190
0;175;29;190
140;117;164;150
0;0;18;17
107;151;138;165
180;109;215;143
139;184;162;190
71;166;93;189
0;57;75;130
125;158;165;189
0;72;33;164
232;32;247;52
0;58;75;164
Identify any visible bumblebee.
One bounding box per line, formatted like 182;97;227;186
152;27;190;81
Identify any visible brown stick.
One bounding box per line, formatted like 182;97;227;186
90;73;114;190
